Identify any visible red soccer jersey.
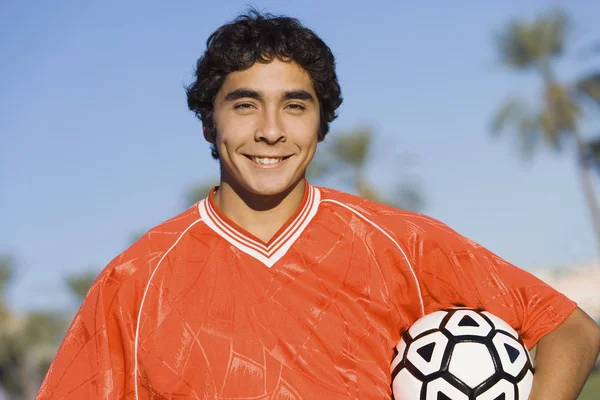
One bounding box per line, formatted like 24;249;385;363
36;183;577;399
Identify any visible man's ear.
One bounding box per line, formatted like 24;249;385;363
316;126;325;143
203;125;216;144
317;131;326;143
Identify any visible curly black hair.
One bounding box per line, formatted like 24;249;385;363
186;9;343;159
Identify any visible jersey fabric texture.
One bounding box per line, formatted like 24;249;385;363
36;183;577;399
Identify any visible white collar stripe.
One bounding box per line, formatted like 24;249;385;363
205;198;268;256
198;185;321;268
206;184;314;254
268;185;314;252
267;186;314;255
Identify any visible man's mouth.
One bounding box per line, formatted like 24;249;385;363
246;155;291;165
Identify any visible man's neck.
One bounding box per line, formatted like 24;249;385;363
212;179;307;243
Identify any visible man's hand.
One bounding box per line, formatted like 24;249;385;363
528;307;600;400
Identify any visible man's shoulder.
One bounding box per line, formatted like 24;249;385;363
316;185;479;249
96;203;204;289
317;185;446;232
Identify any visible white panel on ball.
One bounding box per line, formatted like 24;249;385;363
425;377;469;400
406;331;449;376
391;339;407;372
391;308;534;400
392;368;423;400
492;333;528;378
482;311;519;339
448;343;495;388
475;379;515;400
444;310;492;337
517;370;534;400
408;310;448;339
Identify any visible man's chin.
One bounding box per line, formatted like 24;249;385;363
245;178;304;198
247;184;292;198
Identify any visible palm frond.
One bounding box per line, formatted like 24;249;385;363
537;109;561;151
582;137;600;171
543;82;579;135
534;9;568;58
575;73;600;107
186;181;218;207
356;179;385;204
517;115;542;160
390;183;426;213
495;8;568;69
66;271;99;303
496;22;537;68
0;255;13;290
306;148;335;180
330;129;372;167
491;97;525;135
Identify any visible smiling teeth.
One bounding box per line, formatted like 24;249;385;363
251;157;283;165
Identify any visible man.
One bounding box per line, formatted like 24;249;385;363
37;10;600;399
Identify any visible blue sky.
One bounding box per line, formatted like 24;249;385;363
1;0;599;312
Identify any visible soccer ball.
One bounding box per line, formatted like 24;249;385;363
391;308;534;400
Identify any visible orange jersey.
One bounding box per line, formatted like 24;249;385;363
36;183;576;399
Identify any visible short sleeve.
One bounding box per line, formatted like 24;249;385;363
36;262;137;399
412;217;577;349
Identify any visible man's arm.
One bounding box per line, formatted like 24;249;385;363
36;262;136;399
404;214;599;397
528;307;600;400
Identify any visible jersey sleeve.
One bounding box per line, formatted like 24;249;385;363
36;258;138;399
410;216;577;349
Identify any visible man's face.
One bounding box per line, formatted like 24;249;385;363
209;59;321;197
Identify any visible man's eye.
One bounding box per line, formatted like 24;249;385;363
287;103;305;111
234;103;254;110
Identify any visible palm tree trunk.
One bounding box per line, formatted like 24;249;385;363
572;129;600;261
19;352;39;400
538;61;600;261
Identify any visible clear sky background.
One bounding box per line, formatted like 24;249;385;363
2;0;599;312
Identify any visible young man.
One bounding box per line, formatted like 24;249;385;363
37;10;599;400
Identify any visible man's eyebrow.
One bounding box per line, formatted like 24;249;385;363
283;90;315;102
223;88;315;102
224;89;261;102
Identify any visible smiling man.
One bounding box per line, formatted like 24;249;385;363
37;9;600;400
206;59;321;243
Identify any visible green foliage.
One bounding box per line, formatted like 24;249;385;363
66;271;98;303
579;370;600;400
186;181;218;207
492;8;570;158
0;255;67;398
311;128;425;212
491;96;525;136
492;8;600;163
129;231;146;245
329;129;371;166
491;80;579;160
577;73;600;108
0;255;13;293
186;128;425;212
491;7;600;259
496;8;568;70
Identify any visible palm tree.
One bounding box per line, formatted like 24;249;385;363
0;255;15;398
0;255;67;399
185;129;425;212
491;8;600;257
309;128;425;212
66;270;99;304
8;311;66;399
0;255;12;318
186;181;218;207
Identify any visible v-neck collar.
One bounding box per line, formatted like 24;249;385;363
198;182;321;268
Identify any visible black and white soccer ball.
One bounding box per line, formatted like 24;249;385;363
391;308;534;400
